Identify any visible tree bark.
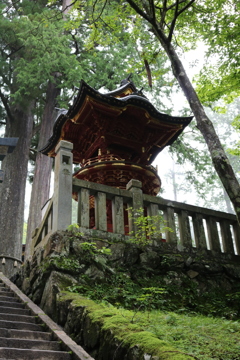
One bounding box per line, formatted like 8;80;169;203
156;38;240;224
0;101;34;276
25;78;61;258
25;0;71;258
125;0;240;225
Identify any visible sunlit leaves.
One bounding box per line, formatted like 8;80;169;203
192;0;240;104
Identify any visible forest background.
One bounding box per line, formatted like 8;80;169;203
0;0;239;259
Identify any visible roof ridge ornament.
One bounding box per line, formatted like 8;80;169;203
120;73;132;86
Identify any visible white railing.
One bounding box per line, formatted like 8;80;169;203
31;141;240;257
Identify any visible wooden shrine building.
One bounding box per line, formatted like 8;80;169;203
40;79;192;232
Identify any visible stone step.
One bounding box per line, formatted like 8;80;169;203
0;287;11;293
0;328;52;341
0;348;71;360
0;306;30;315
0;295;20;303
0;320;44;332
0;312;36;323
0;300;25;308
0;291;14;297
0;337;61;351
0;273;94;360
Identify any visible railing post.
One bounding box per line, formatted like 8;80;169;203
192;213;207;249
232;223;240;255
52;140;73;232
112;196;125;234
178;210;192;247
95;192;107;231
126;179;143;234
147;203;160;240
220;220;235;254
77;188;90;228
163;206;177;244
206;217;221;252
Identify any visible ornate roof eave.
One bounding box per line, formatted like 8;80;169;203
40;80;193;157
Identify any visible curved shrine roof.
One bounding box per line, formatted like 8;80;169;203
40;80;193;164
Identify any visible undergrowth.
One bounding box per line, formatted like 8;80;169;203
67;268;240;320
62;292;240;360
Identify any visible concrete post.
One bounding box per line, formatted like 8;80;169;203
112;196;125;234
52;140;73;232
126;179;143;234
95;192;107;231
77;188;90;228
147;203;160;241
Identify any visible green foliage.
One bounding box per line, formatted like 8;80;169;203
80;242;111;257
46;255;83;272
165;100;240;211
229;113;240;157
66;259;240;321
128;208;173;246
68;271;167;312
67;223;83;237
62;291;240;360
193;1;240;105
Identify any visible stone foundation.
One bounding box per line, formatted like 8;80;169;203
14;231;240;359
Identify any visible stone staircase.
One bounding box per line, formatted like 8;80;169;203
0;272;94;360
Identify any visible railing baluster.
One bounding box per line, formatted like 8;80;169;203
77;188;90;228
192;213;207;249
126;180;143;235
147;204;160;240
112;196;125;234
34;173;240;257
220;220;235;254
95;192;107;231
163;207;177;244
206;217;221;252
178;210;192;247
232;223;240;255
47;208;52;233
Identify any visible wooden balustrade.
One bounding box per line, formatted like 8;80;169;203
31;141;240;258
32;177;240;257
72;178;240;255
31;198;53;253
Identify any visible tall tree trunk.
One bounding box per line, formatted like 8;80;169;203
126;0;240;224
151;31;240;224
0;101;34;277
25;0;73;258
25;78;61;258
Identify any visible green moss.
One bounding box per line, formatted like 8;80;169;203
59;292;194;359
58;291;240;359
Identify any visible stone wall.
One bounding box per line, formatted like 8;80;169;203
15;231;240;359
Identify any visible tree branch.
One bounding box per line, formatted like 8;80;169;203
168;0;179;43
168;0;196;43
126;0;152;24
6;45;25;59
0;90;13;123
149;0;156;22
0;68;12;88
32;124;41;137
91;0;108;24
177;0;195;17
157;0;167;28
71;33;80;55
